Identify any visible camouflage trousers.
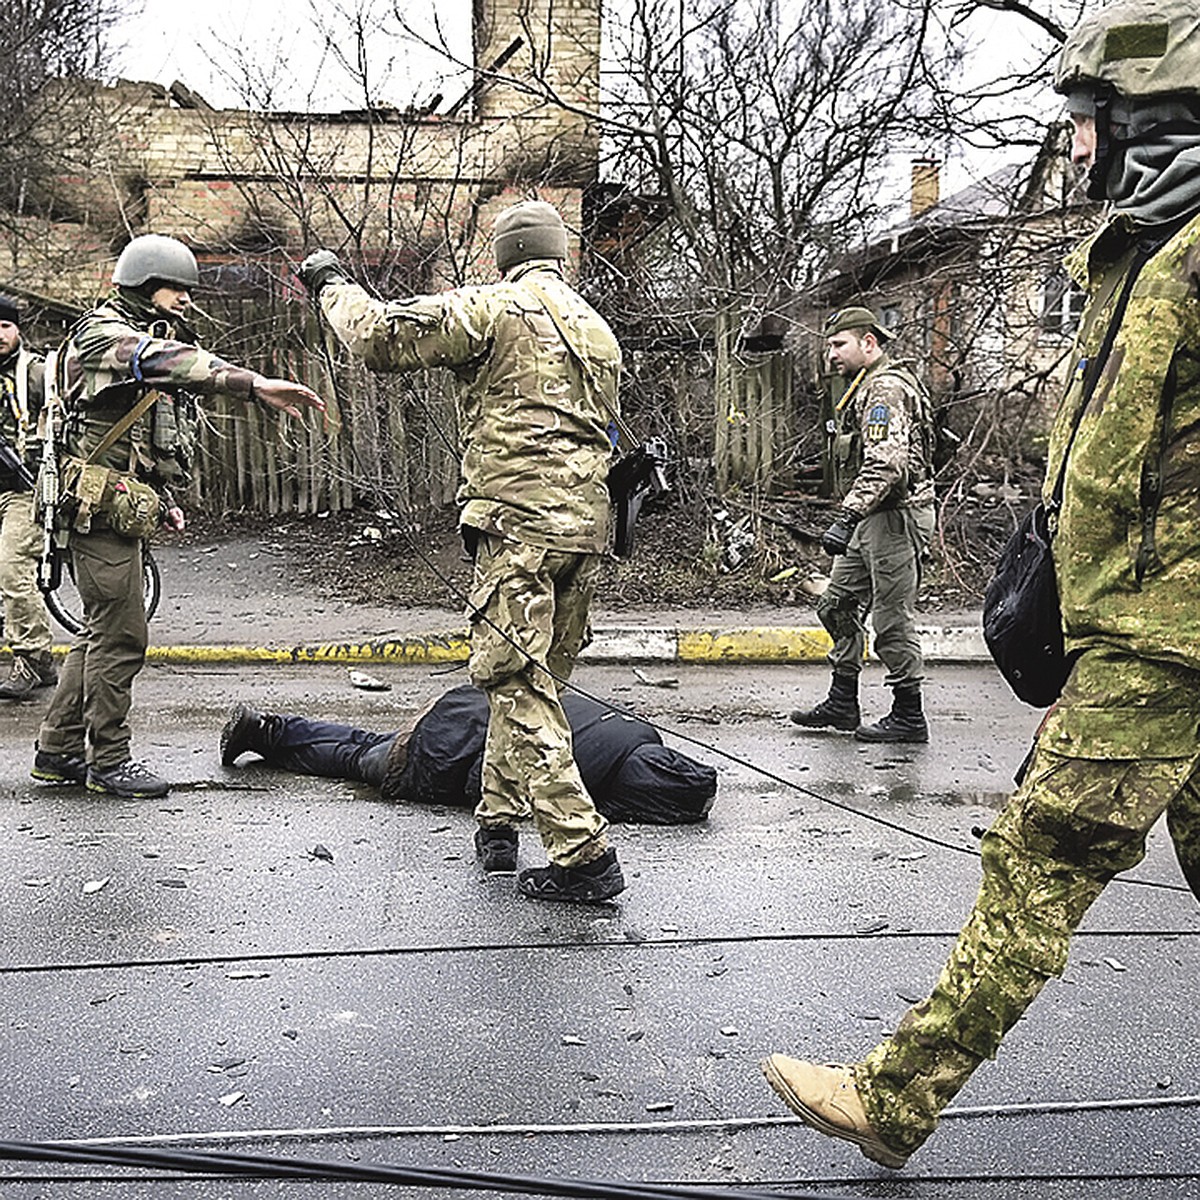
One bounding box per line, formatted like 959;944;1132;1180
818;504;934;687
0;488;52;657
467;534;609;867
855;646;1200;1157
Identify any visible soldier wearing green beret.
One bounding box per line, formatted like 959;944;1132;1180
791;304;937;743
763;0;1200;1168
299;199;626;904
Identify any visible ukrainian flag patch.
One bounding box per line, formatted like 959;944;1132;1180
866;402;891;442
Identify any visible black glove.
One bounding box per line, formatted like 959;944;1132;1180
297;249;347;297
821;507;861;556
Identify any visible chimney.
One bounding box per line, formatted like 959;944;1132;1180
911;158;940;218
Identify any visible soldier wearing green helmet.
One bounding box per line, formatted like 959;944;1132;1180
33;234;324;800
761;0;1200;1168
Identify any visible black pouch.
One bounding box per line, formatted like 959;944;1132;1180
982;503;1071;707
607;437;669;558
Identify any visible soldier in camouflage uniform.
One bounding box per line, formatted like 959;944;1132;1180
761;0;1200;1168
791;305;936;743
33;235;323;799
0;295;57;700
299;200;626;904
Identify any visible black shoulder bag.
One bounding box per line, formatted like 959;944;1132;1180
983;242;1154;707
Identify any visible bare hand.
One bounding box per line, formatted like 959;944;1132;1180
252;377;326;420
161;504;186;533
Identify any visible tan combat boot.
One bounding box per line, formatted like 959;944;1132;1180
760;1054;908;1170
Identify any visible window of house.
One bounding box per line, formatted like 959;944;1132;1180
879;303;902;337
1041;272;1086;339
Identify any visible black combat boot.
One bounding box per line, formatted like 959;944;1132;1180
518;847;626;904
855;684;929;744
475;825;519;874
0;651;57;700
220;704;271;765
790;671;860;731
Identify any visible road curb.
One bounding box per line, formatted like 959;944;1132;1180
133;622;990;667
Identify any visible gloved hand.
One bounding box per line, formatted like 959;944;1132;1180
821;507;861;556
297;250;348;297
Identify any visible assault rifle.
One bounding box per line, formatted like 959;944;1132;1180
0;439;36;492
608;435;670;559
37;350;64;594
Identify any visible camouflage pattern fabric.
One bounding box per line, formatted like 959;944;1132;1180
853;640;1200;1156
817;505;935;686
831;354;935;515
321;260;620;555
1048;211;1200;673
0;347;45;465
60;295;255;481
467;533;609;867
0;490;52;656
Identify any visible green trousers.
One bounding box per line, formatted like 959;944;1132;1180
855;647;1200;1156
467;534;609;867
38;527;147;768
817;504;934;688
0;488;52;657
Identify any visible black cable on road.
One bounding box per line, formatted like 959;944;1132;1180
0;1139;856;1200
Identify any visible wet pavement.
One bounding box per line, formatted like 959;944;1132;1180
1;534;1198;1197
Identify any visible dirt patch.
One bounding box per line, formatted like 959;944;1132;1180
179;485;1031;617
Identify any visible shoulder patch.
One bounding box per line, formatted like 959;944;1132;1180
866;402;891;442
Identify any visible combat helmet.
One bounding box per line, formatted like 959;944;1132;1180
112;234;200;290
1055;0;1200;200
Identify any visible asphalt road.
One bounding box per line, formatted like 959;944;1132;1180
1;660;1197;1198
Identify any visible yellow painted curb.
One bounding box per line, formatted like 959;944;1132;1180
678;627;832;663
144;632;471;666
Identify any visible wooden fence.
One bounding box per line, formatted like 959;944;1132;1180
188;293;797;515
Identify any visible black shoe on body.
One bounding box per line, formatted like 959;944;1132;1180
790;672;860;731
31;747;89;785
86;760;170;799
475;825;519;874
518;848;626;904
855;685;929;744
220;704;265;766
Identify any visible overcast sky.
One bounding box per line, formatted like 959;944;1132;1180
111;0;472;111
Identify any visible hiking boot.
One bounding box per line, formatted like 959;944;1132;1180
220;704;265;765
475;825;519;874
31;747;88;786
86;760;170;799
760;1054;908;1171
518;847;626;904
0;652;57;701
855;684;929;744
790;672;860;731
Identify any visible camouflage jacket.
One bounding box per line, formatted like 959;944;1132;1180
1048;209;1200;679
59;295;256;483
0;345;45;480
830;353;935;514
321;260;621;554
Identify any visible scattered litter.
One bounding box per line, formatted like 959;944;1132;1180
157;879;187;889
632;666;679;689
23;878;52;888
208;1058;247;1073
281;1029;299;1041
81;878;110;895
348;669;391;692
217;1091;246;1107
561;1035;587;1046
646;1101;675;1113
308;844;334;863
226;970;270;980
769;566;798;582
627;1030;645;1042
720;1026;739;1037
1103;957;1127;972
